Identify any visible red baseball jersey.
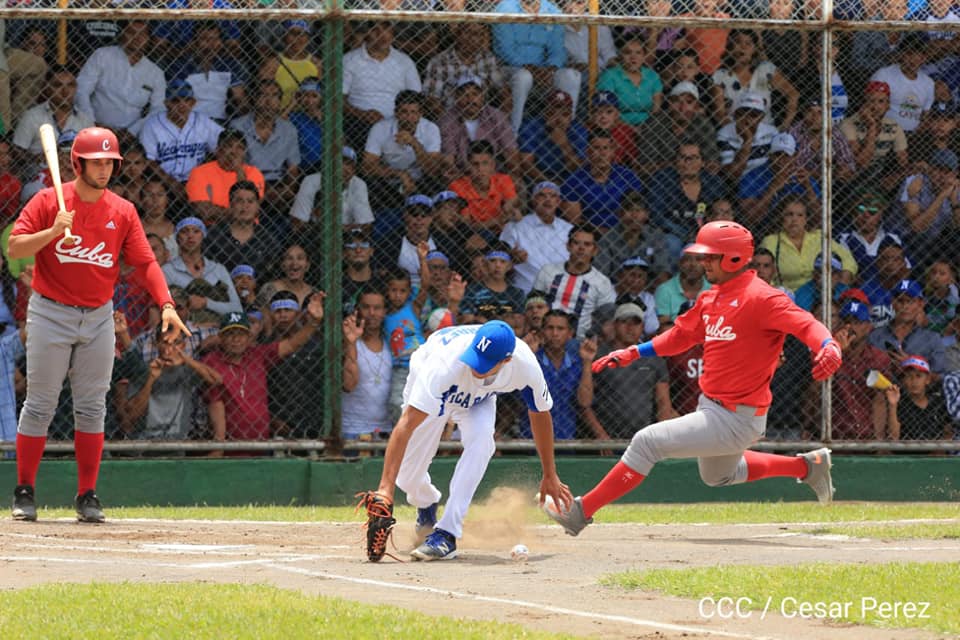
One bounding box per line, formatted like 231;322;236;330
12;183;170;308
652;270;832;409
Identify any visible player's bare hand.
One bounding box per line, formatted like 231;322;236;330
579;336;598;362
538;474;573;513
52;209;75;240
592;345;640;373
342;312;364;343
160;305;191;341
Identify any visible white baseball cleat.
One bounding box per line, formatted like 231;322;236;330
797;447;834;505
541;495;592;536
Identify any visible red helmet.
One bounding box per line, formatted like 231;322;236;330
71;127;123;175
685;221;754;272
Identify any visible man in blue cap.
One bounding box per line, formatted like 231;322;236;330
358;320;573;562
868;279;947;375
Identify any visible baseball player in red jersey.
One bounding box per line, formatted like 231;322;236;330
544;221;844;536
9;127;190;523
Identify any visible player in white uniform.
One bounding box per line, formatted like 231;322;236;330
366;320;573;561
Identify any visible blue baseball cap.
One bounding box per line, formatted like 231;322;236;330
284;19;310;33
459;320;516;374
531;181;560;197
893;279;924;299
405;194;434;209
342;146;357;162
175;216;207;238
432;190;462;207
591;90;619;109
166;79;194;100
839;300;870;322
298;79;322;94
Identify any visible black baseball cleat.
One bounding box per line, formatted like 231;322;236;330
12;484;37;521
75;490;105;523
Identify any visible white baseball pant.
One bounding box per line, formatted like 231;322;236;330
395;392;497;540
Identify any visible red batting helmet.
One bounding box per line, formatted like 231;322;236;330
71;127;123;175
684;221;754;272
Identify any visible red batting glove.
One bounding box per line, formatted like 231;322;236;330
591;346;640;373
811;340;843;381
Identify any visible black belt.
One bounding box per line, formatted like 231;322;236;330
38;293;100;311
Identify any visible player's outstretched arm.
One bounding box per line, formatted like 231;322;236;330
591;341;657;373
528;410;573;512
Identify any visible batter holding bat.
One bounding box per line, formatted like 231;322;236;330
10;126;189;523
544;222;843;537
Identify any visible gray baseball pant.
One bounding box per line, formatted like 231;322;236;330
18;295;115;437
621;394;767;486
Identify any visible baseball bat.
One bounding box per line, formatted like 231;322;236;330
38;123;74;243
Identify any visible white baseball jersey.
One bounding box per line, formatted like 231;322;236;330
405;325;553;419
140;111;223;182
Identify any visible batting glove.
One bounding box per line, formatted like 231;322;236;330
591;346;640;373
811;340;843;381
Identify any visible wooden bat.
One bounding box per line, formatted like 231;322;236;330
38;123;74;243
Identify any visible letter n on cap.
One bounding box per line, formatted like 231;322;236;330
476;336;492;352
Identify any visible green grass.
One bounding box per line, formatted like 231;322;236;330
603;562;960;635
32;501;960;525
0;582;573;640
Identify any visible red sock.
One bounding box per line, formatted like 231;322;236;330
16;434;47;487
743;450;808;482
581;461;646;518
74;431;104;495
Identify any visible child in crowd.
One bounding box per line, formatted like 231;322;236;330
924;259;958;333
885;355;953;441
588;91;637;166
459;241;526;324
383;244;431;423
231;264;259;314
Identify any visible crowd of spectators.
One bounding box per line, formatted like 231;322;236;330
0;7;959;453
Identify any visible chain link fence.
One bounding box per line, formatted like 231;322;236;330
0;4;957;455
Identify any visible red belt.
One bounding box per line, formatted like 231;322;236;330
707;396;768;417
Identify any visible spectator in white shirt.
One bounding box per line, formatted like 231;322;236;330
499;181;572;293
870;33;935;133
362;90;444;210
12;65;94;178
139;80;223;184
342;21;422;149
75;19;166;135
290;146;375;233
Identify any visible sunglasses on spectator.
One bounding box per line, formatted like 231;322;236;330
345;242;371;249
856;205;880;215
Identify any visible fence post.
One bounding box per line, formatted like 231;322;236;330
820;1;834;443
321;5;345;449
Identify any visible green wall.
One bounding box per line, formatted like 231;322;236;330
1;457;957;507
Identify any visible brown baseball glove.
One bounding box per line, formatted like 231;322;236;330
355;491;397;562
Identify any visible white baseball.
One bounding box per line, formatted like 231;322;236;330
510;543;529;561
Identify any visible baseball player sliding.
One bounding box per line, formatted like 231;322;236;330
358;320;573;562
10;127;189;524
544;221;843;536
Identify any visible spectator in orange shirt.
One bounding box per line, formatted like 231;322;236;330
449;139;520;235
676;0;730;75
185;129;266;226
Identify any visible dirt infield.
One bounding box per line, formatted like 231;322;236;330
1;497;956;639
